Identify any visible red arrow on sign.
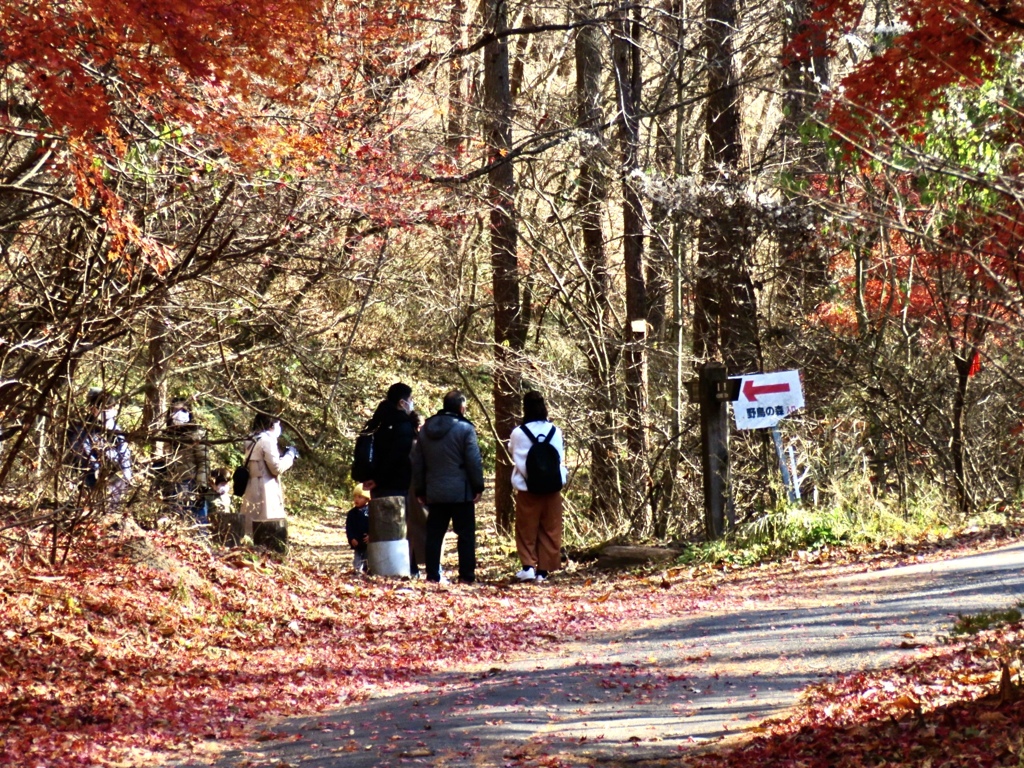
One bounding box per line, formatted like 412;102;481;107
743;379;791;402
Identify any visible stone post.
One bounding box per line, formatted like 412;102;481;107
367;495;411;576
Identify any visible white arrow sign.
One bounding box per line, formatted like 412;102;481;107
733;369;804;430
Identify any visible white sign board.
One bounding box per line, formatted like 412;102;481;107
733;370;804;430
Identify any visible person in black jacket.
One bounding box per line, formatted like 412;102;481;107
410;390;485;584
358;382;425;576
360;382;417;498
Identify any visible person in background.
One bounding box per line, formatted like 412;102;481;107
410;390;485;584
509;390;567;584
156;395;209;529
358;382;423;576
79;388;134;511
207;467;233;517
346;483;371;573
206;467;243;547
240;412;298;552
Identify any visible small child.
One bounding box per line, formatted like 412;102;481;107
208;468;233;517
346;484;371;573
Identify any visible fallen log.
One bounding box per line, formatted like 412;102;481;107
596;545;682;569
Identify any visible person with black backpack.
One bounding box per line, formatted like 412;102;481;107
508;390;566;584
351;382;425;577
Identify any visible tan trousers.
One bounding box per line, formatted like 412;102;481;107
514;490;563;573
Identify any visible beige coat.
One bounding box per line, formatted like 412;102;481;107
240;431;295;523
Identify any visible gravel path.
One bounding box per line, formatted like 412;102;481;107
174;541;1024;768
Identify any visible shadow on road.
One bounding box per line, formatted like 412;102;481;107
173;542;1024;768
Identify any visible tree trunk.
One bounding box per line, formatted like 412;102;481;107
612;0;652;534
694;0;761;375
141;290;170;450
952;353;973;514
776;0;830;317
575;3;620;523
484;0;524;534
446;0;467;152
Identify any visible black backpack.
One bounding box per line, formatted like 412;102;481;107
523;425;563;494
351;430;375;483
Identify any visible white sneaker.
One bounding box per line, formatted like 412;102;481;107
534;573;547;584
515;566;536;582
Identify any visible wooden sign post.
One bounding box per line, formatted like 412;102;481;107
698;362;734;540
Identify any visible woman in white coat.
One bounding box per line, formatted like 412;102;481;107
241;413;298;551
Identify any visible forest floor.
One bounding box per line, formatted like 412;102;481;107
2;512;1023;768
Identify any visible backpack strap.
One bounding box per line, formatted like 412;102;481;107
522;424;556;443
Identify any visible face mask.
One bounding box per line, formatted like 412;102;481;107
216;484;229;495
171;409;190;425
403;398;414;414
269;422;282;439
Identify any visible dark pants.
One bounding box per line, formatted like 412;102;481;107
425;501;476;583
406;492;427;577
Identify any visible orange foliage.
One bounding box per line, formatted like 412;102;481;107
0;0;450;261
793;0;1024;141
811;171;1023;367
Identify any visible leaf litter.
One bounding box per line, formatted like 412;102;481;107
1;522;1021;767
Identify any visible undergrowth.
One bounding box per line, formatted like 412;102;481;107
951;604;1024;636
674;485;1011;567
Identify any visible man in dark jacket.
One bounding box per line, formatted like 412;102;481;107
410;390;485;584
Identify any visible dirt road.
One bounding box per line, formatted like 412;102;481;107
173;542;1024;768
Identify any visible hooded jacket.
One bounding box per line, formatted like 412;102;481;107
410;411;485;504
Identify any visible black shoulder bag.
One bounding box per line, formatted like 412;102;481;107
232;441;257;497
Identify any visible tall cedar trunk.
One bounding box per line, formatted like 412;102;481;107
484;0;523;534
694;0;761;375
664;0;695;536
575;5;619;523
612;1;652;532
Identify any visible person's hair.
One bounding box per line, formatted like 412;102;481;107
386;382;412;406
211;468;230;485
522;390;548;423
442;389;467;413
251;412;279;432
87;388;114;409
